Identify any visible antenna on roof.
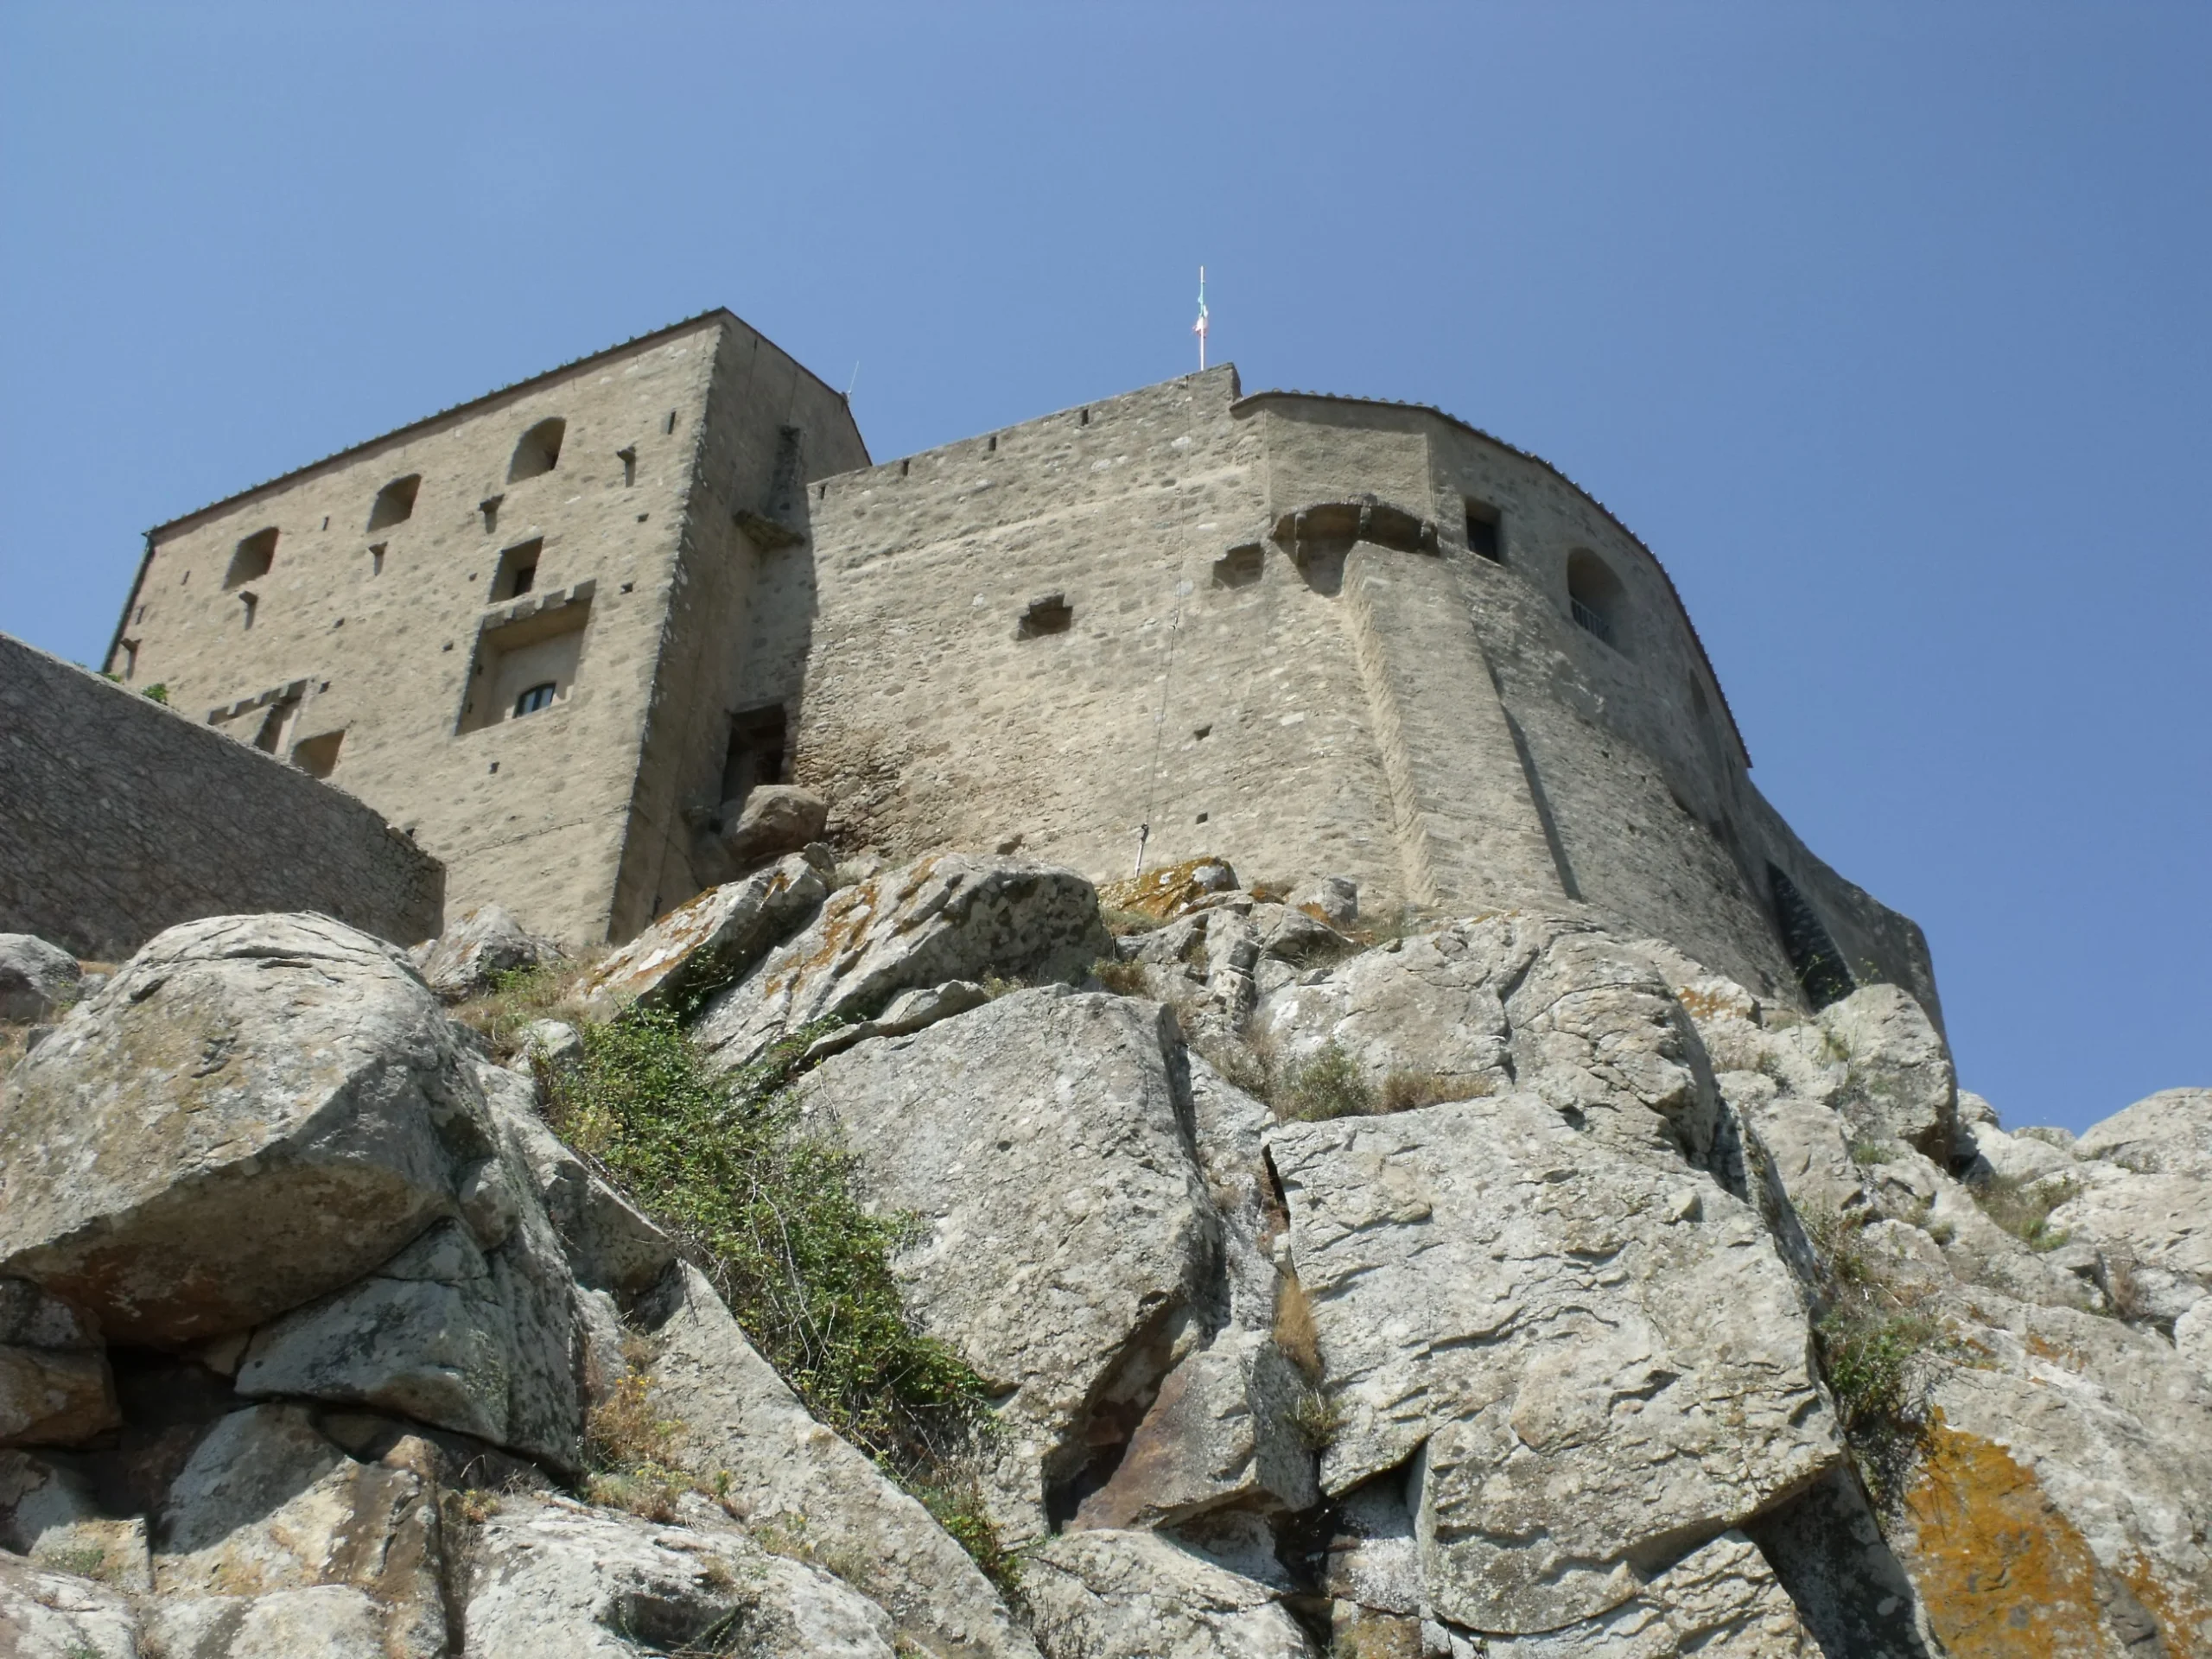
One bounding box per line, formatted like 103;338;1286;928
844;361;861;402
1192;268;1209;372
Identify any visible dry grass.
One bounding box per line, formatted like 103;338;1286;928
448;955;604;1061
1378;1069;1491;1113
1274;1272;1322;1382
1090;957;1151;996
1099;905;1166;938
1972;1173;2078;1253
582;1367;694;1522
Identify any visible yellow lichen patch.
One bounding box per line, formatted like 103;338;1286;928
2118;1551;2212;1659
1901;1414;2111;1657
1099;855;1238;921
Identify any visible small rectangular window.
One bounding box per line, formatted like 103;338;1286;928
1465;500;1502;562
226;527;278;588
493;538;543;601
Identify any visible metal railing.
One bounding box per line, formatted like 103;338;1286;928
1570;597;1614;645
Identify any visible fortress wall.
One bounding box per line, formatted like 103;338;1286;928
0;633;443;959
794;369;1414;899
107;321;723;942
614;324;871;934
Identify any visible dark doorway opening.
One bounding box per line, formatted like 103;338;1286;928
721;706;788;810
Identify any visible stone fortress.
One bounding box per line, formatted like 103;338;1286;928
105;308;1934;1020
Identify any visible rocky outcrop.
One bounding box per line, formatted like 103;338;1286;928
409;903;563;1001
1268;1091;1836;1634
695;854;1112;1071
0;935;79;1024
577;851;827;1019
0;913;503;1345
792;988;1222;1540
0;1281;116;1448
1024;1528;1318;1658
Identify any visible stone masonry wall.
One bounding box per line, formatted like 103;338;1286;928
0;632;443;958
105;317;726;943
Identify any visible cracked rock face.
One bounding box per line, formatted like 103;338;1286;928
694;854;1112;1072
1266;1092;1838;1635
1023;1528;1319;1659
793;988;1219;1540
0;913;499;1347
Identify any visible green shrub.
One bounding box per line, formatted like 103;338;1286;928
1274;1042;1375;1122
1090;957;1150;996
1847;1137;1897;1166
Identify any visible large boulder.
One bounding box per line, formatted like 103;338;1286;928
463;1494;898;1659
1266;1092;1838;1635
791;988;1220;1538
1475;1532;1819;1657
1023;1528;1319;1659
717;783;830;867
640;1263;1039;1659
1815;984;1958;1162
408;903;562;1001
0;935;79;1024
149;1403;447;1656
2047;1087;2212;1329
693;855;1111;1072
0;914;502;1346
578;851;827;1019
0;1280;117;1448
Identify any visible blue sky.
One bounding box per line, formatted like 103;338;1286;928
3;3;2204;1132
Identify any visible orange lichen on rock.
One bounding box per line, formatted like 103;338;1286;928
1901;1414;2115;1657
1099;856;1239;922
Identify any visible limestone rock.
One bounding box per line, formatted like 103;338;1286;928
2047;1087;2212;1327
799;977;993;1064
695;854;1112;1072
1255;912;1719;1167
1742;1467;1937;1659
1266;1093;1838;1634
0;913;499;1345
1024;1528;1319;1659
641;1262;1039;1659
0;935;79;1023
233;1210;583;1471
409;902;562;1001
1099;856;1242;922
1815;983;1957;1161
1885;1289;2212;1657
791;988;1218;1536
509;1017;584;1074
1291;874;1359;928
148;1583;392;1658
489;1077;674;1303
153;1403;446;1655
579;852;826;1018
718;783;831;867
463;1495;897;1659
0;1279;117;1447
0;1549;141;1659
1478;1532;1818;1657
1074;1327;1318;1529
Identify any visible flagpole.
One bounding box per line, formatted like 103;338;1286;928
1193;266;1209;371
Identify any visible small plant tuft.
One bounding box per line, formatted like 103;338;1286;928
1290;1389;1342;1451
1847;1137;1898;1166
1090;957;1150;996
450;957;601;1059
1274;1042;1376;1122
1972;1173;2077;1253
1378;1069;1489;1113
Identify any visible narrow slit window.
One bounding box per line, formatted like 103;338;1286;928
514;682;557;717
480;496;503;533
370;543;387;575
367;474;421;531
118;639;139;679
664;410;677;435
1465;499;1502;562
507;417;566;482
618;446;637;487
240;592;258;629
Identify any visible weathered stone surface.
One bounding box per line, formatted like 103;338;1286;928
233;1210;582;1470
1074;1327;1317;1529
578;852;826;1019
1887;1289;2212;1658
1741;1466;1936;1658
0;1548;140;1659
153;1404;446;1654
0;913;498;1345
1815;983;1957;1161
489;1074;674;1303
409;901;561;1001
508;1016;584;1074
1292;874;1359;928
792;988;1217;1536
0;1280;117;1447
1267;1093;1837;1634
0;934;79;1023
2048;1087;2212;1327
1477;1532;1817;1657
799;977;993;1064
695;855;1112;1071
148;1583;391;1658
641;1262;1039;1659
1024;1528;1319;1659
1256;912;1719;1167
464;1494;897;1659
1099;856;1242;922
0;1449;152;1592
718;783;831;866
